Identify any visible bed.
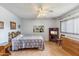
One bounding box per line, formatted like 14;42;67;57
8;32;44;51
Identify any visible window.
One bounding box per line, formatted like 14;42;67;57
60;21;66;33
66;19;74;33
74;18;79;34
60;18;79;35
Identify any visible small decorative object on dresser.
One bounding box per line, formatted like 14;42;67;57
49;28;59;43
0;21;4;29
10;21;16;29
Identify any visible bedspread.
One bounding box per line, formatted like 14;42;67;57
12;35;44;51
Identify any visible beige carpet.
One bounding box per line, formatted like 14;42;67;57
10;41;71;56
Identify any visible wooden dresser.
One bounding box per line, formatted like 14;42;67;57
0;42;12;56
61;36;79;56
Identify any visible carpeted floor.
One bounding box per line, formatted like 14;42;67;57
10;41;71;56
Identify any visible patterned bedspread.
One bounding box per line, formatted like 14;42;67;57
12;35;44;51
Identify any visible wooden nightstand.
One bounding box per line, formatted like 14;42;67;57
0;42;12;56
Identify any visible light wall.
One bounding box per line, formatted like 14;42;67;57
0;6;21;43
21;18;59;41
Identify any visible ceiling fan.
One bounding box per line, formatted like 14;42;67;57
34;4;53;17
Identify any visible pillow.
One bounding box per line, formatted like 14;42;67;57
18;34;23;38
16;34;23;40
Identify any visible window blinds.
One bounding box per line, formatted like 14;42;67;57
60;18;79;34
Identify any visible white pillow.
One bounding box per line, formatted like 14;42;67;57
16;34;23;39
19;34;23;37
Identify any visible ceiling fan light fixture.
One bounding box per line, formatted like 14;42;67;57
34;5;49;18
37;11;47;17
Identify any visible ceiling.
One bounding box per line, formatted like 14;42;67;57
0;3;79;19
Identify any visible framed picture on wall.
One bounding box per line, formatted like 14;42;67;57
33;25;44;33
0;21;4;29
10;21;16;29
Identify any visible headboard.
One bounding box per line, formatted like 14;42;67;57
8;31;21;42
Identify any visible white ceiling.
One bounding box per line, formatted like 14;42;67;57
0;3;79;19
